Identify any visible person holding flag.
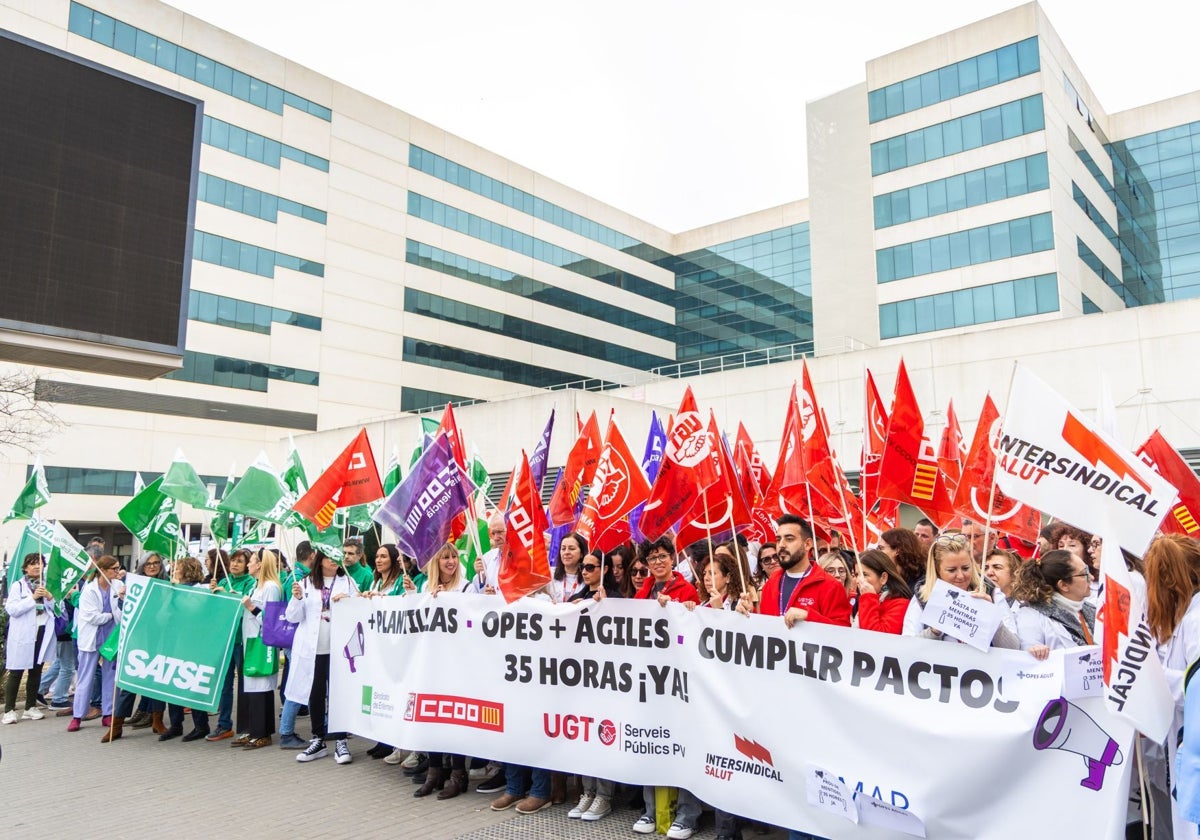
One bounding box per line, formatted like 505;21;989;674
67;555;124;732
3;553;56;724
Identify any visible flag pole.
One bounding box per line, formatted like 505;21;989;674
861;367;870;553
979;362;1019;594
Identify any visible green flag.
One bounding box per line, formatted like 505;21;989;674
23;517;90;600
280;437;309;496
469;450;492;508
303;513;345;563
116;578;242;713
7;518;50;588
141;508;182;557
382;447;402;496
219;452;296;524
4;456;50;523
161;449;212;509
119;477;175;541
234;518;272;550
409;418;441;468
345;503;379;533
455;515;491;581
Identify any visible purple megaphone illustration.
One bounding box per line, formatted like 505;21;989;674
343;621;365;673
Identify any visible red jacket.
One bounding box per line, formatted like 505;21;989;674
856;592;906;634
759;563;851;626
635;571;699;604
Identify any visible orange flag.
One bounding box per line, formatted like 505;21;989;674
952;394;1040;542
292;428;383;529
1136;430;1200;536
547;411;603;526
676;413;753;550
639;387;719;541
576;418;651;554
498;451;552;603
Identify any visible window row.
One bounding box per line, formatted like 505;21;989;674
400;387;477;414
868;37;1039;123
164;351;319;391
406;193;674;305
68;3;331;120
874;154;1048;228
198;173;326;224
201;116;329;173
879;274;1058;339
193;230;324;278
1078;239;1139;307
188;289;320;334
38;465;228;497
877;213;1053;283
408;146;661;259
871;95;1044;176
405;241;674;340
404;288;672;371
402;338;602;391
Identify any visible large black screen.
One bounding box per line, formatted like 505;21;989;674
0;30;199;352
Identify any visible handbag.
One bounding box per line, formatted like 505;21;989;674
261;600;298;648
97;624;120;662
243;635;279;677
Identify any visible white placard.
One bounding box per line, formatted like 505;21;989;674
921;578;1006;652
1063;646;1104;699
856;791;927;837
805;764;858;823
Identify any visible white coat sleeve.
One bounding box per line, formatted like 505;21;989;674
5;582;35;619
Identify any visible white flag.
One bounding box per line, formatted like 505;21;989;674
1096;530;1172;741
995;364;1177;555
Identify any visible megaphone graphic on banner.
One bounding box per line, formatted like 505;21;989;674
343;621;365;673
1032;696;1124;790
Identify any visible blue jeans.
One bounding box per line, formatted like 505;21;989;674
505;764;550;799
217;645;243;732
39;638;76;704
280;698;301;737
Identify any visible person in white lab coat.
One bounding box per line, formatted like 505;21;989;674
3;553;56;724
67;555;124;732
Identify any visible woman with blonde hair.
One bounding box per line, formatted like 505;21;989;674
233;548;283;749
902;533;1020;648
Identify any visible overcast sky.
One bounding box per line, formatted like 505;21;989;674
165;0;1199;233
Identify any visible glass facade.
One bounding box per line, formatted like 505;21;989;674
868;38;1039;123
880;274;1058;338
407;193;673;304
405;241;673;340
202;116;329;173
663;224;813;362
400;387;476;414
870;95;1044;176
404;288;672;370
41;465;228;497
164;351;319;391
68;3;331;120
403;338;604;390
188;290;320;334
193;230;324;278
875;154;1048;228
198;174;326;224
877;213;1054;283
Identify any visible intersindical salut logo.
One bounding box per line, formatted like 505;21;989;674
404;693;504;732
704;734;783;782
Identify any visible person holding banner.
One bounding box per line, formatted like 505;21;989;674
418;542;471;595
160;557;213;742
234;548;282;750
549;533;587;603
854;549;911;635
1011;550;1096;660
287;548;356;765
901;535;1020;648
606;544;636;598
568;551;621;604
635;536;698;605
210;548;256;742
983;549;1022;608
3;553;55;724
366;544;407;598
693;546;748;611
67;555;124;732
756;516;850;627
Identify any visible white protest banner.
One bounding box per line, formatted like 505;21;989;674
856;791;927;837
920;578;1005;652
996;364;1176;554
329;594;1132;839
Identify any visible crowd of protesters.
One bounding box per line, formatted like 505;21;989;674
4;514;1195;840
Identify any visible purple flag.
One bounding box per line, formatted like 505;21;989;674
629;411;667;541
374;433;474;569
529;408;555;495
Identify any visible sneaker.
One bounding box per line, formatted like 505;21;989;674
334;739;352;765
667;823;695;840
476;770;507;794
49;700;72;710
1;710;18;725
582;796;612;821
515;796;552;814
383;748;406;765
296;738;327;762
569;793;595;819
35;694;49;709
22;708;45;721
400;750;423;770
278;733;307;750
633;815;656;834
66;717;81;732
205;727;233;742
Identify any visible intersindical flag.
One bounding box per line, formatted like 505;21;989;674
1135;430;1200;537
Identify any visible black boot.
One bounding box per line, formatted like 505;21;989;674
158;725;183;742
437;769;469;800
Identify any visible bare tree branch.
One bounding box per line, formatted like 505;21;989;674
0;369;65;455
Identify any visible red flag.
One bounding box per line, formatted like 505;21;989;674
638;387;719;541
735;440;775;542
860;368;889;509
498;450;552;603
676;413;753;550
763;383;808;517
938;400;965;492
1136;430;1200;536
877;361;956;528
576;418;651;553
437;403;467;469
547;411;603;526
952;395;1041;542
735;422;772;496
293;428;384;529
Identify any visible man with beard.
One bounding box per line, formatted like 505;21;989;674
748;515;851;627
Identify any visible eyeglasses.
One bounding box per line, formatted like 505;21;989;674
935;534;970;548
580;563;600;573
760;554;778;564
1069;571;1093;580
630;567;650;577
646;553;672;563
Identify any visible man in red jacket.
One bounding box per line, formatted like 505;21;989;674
756;515;851;627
